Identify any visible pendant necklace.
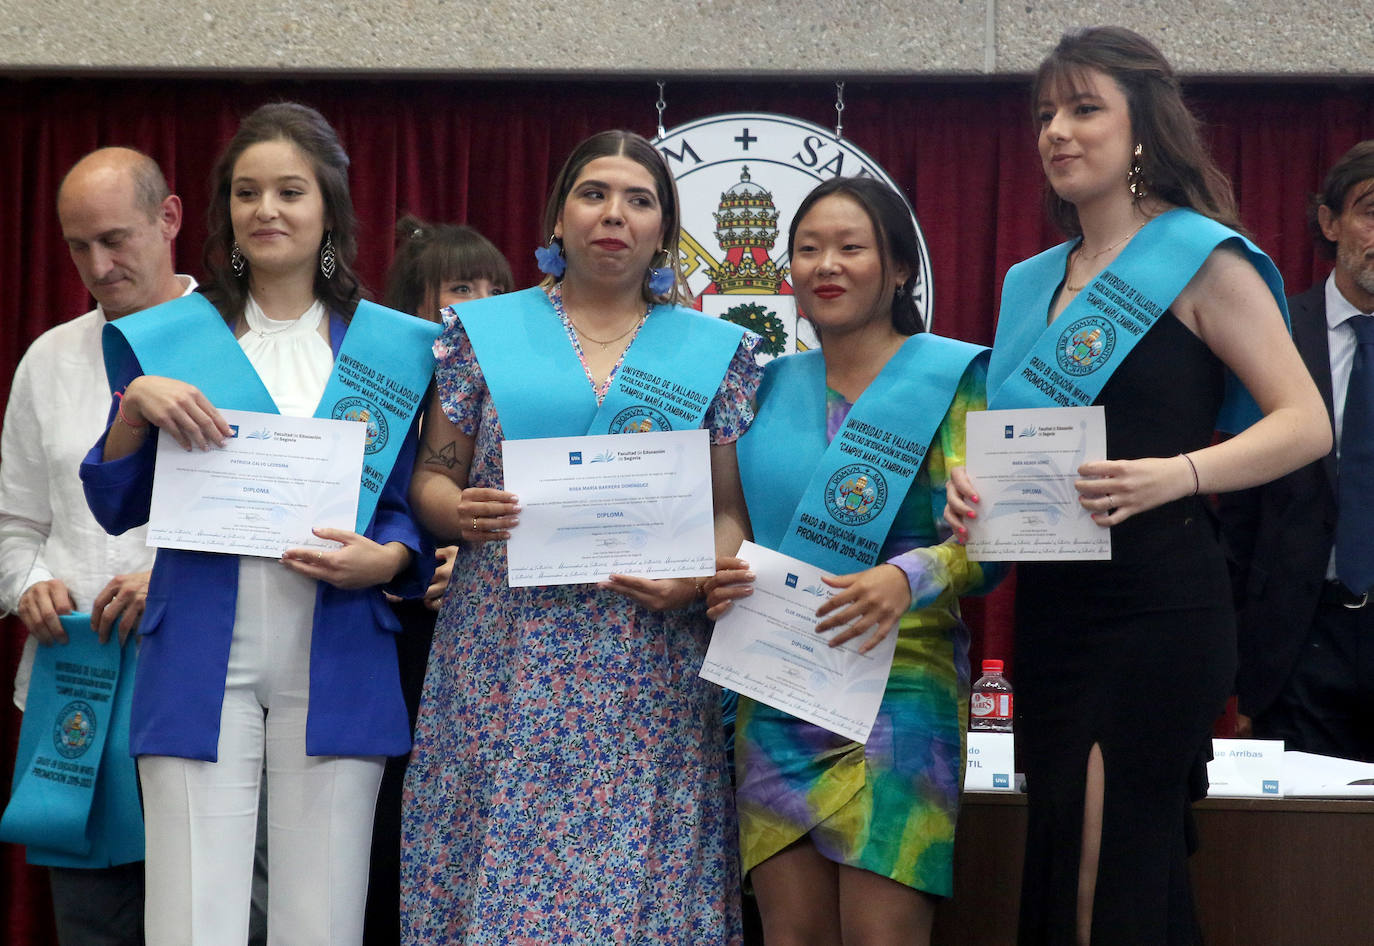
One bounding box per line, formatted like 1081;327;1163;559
570;313;646;352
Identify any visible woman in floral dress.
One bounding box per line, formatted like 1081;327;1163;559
401;130;760;944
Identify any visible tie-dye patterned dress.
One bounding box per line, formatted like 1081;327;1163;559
734;353;1000;896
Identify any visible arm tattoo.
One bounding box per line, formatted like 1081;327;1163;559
422;441;460;470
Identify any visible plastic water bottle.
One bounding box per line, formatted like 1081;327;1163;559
970;659;1013;732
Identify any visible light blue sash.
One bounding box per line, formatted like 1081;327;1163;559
102;294;439;531
739;335;987;573
458;287;745;440
988;208;1287;433
0;614;143;867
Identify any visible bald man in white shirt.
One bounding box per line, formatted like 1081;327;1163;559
0;146;192;946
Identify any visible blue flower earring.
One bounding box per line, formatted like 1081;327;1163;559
647;250;674;295
535;236;566;277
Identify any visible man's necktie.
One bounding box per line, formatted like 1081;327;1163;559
1335;314;1374;594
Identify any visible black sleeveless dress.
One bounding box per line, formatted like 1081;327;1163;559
1015;313;1232;945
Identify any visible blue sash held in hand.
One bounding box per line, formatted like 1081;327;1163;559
0;614;143;867
102;294;439;531
458;287;745;441
739;335;987;574
987;207;1288;434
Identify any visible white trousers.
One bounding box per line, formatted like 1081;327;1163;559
140;560;384;946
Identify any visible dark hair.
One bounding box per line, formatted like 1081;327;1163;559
787;177;926;335
1033;26;1241;236
203;102;364;322
540;130;686;305
383;214;514;320
1310;140;1374;259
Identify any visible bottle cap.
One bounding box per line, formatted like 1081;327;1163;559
981;658;1004;674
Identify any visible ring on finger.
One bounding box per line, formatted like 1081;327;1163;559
472;516;479;532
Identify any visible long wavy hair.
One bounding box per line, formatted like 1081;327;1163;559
539;130;687;306
203;102;365;322
1033;26;1241;236
383;214;513;320
788;177;926;336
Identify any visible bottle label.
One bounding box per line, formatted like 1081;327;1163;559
971;693;1013;719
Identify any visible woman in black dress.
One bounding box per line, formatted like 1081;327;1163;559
946;27;1328;945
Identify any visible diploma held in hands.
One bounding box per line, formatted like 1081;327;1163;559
963;406;1110;561
501;428;715;587
147;408;364;557
700;541;898;744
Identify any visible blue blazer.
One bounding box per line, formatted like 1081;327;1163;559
80;311;431;761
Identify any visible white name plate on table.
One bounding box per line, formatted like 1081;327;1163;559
963;406;1110;562
699;541;897;744
965;731;1016;791
148;409;364;558
501;428;714;587
1206;738;1284;797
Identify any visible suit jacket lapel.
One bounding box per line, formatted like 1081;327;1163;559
1290;283;1338;493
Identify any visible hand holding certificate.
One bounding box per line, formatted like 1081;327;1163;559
147;409;364;558
962;406;1110;561
500;429;715;587
700;541;898;744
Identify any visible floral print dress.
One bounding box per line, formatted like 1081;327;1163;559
401;289;760;945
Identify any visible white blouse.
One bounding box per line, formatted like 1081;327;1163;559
232;296;335;656
239;295;333;417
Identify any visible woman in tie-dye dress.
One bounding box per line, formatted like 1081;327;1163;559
708;177;1003;945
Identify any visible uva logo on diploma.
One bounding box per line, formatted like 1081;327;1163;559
53;701;97;759
655;113;933;360
825;463;888;526
331;396;388;455
1056;315;1117;376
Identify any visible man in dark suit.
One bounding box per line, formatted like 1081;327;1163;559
1220;140;1374;761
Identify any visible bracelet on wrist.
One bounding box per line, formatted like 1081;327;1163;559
114;390;149;431
1180;452;1200;496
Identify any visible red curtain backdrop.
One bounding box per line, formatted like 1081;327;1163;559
2;74;1373;943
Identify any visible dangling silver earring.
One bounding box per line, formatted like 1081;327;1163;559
1127;143;1149;201
230;242;246;277
320;231;337;280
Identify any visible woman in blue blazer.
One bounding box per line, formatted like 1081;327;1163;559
81;103;430;946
